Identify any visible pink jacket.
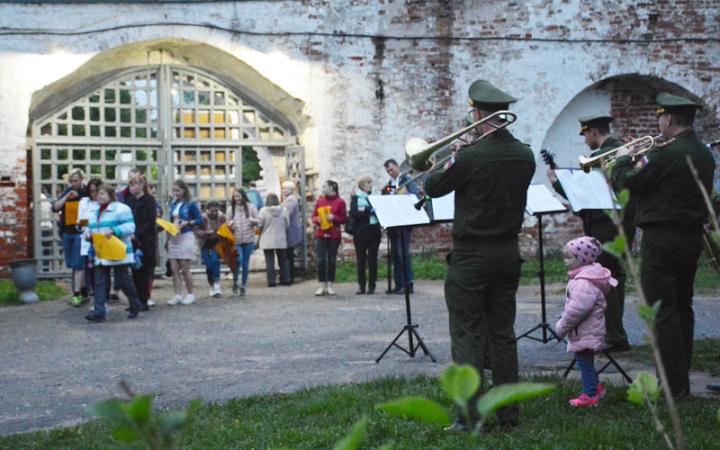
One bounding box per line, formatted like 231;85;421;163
555;263;617;353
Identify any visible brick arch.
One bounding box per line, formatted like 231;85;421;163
541;74;719;176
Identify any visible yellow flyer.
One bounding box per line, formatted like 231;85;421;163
217;223;235;243
92;234;127;260
156;218;180;236
318;206;332;230
64;201;79;226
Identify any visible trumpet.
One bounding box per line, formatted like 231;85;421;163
578;134;669;172
399;110;517;187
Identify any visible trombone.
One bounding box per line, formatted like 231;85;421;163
578;134;662;172
399;110;517;187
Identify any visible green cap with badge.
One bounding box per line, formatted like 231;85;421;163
655;92;701;117
468;80;517;109
578;115;613;135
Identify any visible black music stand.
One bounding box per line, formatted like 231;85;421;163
517;185;566;344
370;195;436;363
563;350;633;383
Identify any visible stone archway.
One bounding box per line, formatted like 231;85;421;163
540;74;719;180
27;39;309;276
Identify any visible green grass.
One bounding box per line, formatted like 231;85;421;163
1;375;718;449
0;279;68;307
630;338;720;376
334;254;720;291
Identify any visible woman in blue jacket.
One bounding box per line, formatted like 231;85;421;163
84;185;143;322
167;180;203;306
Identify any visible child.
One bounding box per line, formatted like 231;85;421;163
197;201;226;298
555;236;618;407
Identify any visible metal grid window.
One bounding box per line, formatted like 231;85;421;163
32;65;295;277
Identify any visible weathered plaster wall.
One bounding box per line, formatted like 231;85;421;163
0;0;718;270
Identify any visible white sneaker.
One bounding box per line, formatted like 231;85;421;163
213;283;222;297
315;284;326;296
181;293;196;305
326;283;336;296
168;295;182;306
209;287;215;298
148;299;155;307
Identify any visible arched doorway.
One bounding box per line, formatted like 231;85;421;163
540;74;719;179
29;41;308;276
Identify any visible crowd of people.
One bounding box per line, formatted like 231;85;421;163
54;169;306;323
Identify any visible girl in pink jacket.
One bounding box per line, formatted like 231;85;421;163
555;236;618;408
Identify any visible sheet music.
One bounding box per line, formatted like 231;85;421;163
555;169;619;212
368;195;431;228
430;192;455;221
526;184;566;215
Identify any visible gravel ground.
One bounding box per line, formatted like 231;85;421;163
1;274;718;435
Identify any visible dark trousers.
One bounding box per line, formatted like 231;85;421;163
131;264;155;306
444;240;521;424
354;231;381;290
390;228;413;288
597;250;629;347
93;265;142;317
263;248;290;286
316;238;340;282
287;246;295;284
641;227;702;395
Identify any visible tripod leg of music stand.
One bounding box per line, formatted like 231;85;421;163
563;357;576;379
602;350;633;383
375;327;408;363
410;326;437;362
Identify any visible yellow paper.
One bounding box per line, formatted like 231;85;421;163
156;218;179;236
318;206;332;231
217;223;235;243
64;201;79;226
92;234;127;261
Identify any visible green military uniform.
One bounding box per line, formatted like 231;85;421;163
551;116;631;350
611;93;715;396
425;79;535;426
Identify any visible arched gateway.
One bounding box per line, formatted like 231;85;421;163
29;39;308;276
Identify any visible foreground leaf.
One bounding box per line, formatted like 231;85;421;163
111;426;139;443
85;399;127;422
377;396;451;426
638;302;661;327
627;371;660;405
332;418;367;450
440;364;480;408
603;235;627;259
476;383;555;418
126;394;153;425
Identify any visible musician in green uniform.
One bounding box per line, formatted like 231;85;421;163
547;115;632;352
425;80;535;430
612;93;715;399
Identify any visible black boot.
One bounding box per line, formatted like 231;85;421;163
367;284;375;295
356;285;366;295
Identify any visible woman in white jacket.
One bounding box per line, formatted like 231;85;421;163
258;193;290;287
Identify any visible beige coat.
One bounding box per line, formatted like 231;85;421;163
230;203;259;244
258;205;289;249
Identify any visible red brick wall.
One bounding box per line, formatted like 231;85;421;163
0;159;30;277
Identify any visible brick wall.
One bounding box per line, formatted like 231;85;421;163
0;159;30;276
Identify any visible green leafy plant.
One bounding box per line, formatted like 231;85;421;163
85;382;200;450
331;417;393;450
377;364;554;436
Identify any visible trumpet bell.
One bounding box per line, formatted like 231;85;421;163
405;137;430;157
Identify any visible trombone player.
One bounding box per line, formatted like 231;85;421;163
424;80;535;431
547;115;632;352
611;93;715;400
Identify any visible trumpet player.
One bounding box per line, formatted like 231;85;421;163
547;115;632;353
425;80;535;431
611;93;715;400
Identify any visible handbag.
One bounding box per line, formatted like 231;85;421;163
345;213;356;235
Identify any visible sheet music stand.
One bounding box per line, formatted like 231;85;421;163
516;185;567;344
369;195;436;363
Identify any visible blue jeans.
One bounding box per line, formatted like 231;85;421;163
234;242;255;287
576;350;598;397
93;264;142;317
201;247;221;285
390;228;413;288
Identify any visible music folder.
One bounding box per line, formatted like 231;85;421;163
368;195;431;228
554;169;619;212
526;184;566;215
